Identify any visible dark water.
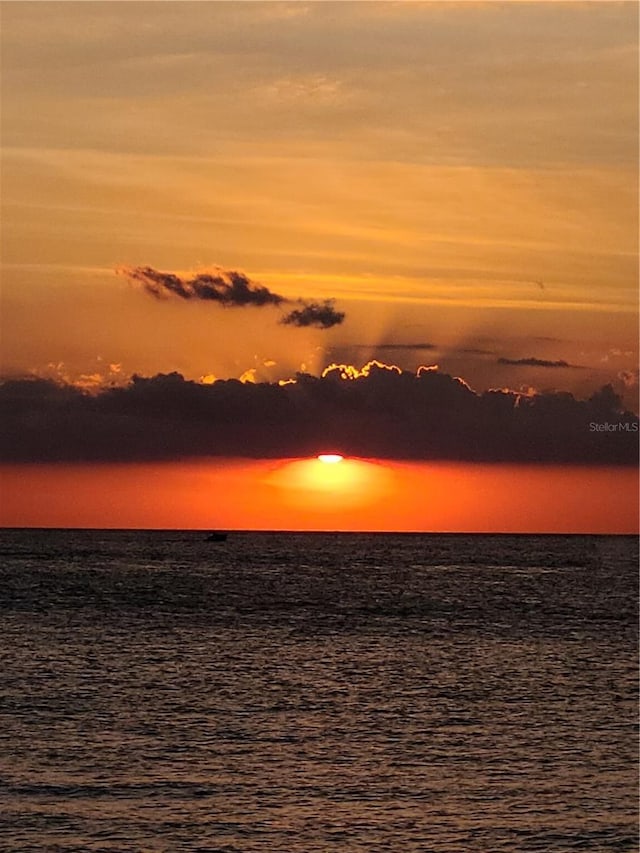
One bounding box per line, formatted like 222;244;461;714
0;530;637;852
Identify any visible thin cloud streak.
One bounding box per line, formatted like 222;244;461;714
351;342;438;352
498;357;584;369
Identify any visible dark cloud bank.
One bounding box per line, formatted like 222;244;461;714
120;266;345;329
1;366;637;464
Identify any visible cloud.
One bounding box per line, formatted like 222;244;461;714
1;365;636;465
321;360;403;380
618;369;639;388
35;359;128;390
601;347;635;363
498;357;583;369
119;266;346;329
119;265;285;307
280;299;345;329
351;342;438;352
258;73;348;106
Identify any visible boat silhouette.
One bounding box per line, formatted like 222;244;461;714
205;531;228;542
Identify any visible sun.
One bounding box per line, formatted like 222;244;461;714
317;454;344;464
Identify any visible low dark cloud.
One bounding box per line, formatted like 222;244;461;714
120;266;345;329
1;367;636;465
498;357;583;369
280;299;345;329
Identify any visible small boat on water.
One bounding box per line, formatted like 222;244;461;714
206;531;228;542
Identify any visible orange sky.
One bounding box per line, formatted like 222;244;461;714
0;3;637;533
1;460;637;534
1;2;638;403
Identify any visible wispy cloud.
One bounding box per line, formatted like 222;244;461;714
119;265;346;329
351;342;438;352
497;357;584;369
119;265;285;306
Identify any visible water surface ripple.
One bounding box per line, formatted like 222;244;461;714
0;531;637;851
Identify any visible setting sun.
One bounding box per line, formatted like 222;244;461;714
317;454;344;464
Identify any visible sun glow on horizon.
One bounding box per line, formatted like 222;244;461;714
267;456;392;511
317;454;344;464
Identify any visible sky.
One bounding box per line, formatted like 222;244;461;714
1;1;638;531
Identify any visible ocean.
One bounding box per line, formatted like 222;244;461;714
0;530;637;852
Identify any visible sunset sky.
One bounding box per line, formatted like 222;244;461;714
1;1;638;532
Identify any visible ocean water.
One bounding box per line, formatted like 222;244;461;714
0;530;637;853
